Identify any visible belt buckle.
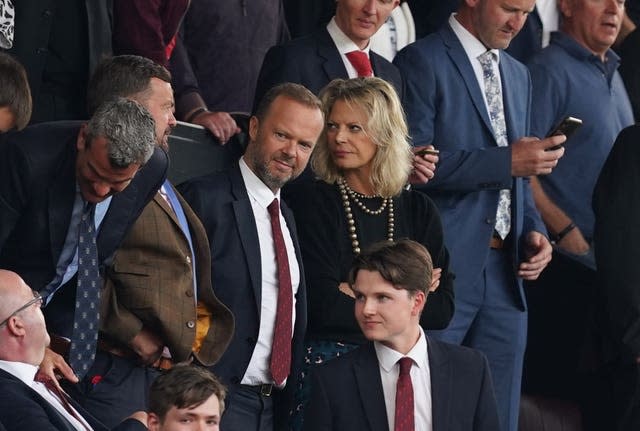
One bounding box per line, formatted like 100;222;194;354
259;383;273;397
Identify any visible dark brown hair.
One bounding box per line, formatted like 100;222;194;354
348;239;433;296
253;82;322;121
0;52;32;130
87;55;171;116
148;364;227;420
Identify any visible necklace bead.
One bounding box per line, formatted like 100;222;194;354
337;178;394;255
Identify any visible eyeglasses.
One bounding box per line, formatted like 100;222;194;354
0;290;44;327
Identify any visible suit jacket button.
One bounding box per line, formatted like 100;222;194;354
185;289;194;297
186;320;195;329
186;255;191;265
485;218;493;224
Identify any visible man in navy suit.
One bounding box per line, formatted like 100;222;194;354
393;1;566;430
0;98;167;396
254;0;403;106
179;83;324;431
0;269;145;431
305;239;500;431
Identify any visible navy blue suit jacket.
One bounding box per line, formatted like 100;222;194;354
0;122;168;292
178;163;307;427
394;25;545;305
253;27;404;108
0;368;144;431
304;339;499;431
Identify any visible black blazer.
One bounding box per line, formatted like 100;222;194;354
0;368;144;431
305;339;500;431
178;164;307;427
253;27;404;108
0;121;168;292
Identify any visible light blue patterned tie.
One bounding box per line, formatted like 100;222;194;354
69;203;101;379
478;51;511;239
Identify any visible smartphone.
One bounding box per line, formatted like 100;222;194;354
415;148;440;157
545;116;582;151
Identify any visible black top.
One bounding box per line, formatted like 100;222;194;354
286;180;455;344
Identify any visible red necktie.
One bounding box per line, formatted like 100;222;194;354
346;50;373;77
395;357;415;431
34;372;87;427
267;198;293;386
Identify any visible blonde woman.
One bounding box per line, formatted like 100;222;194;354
287;77;454;428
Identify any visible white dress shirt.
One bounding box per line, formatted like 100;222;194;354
238;158;300;387
326;17;373;79
0;360;92;430
375;327;433;431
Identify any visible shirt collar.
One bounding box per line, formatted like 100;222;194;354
0;360;39;385
375;327;429;372
327;17;371;55
550;31;620;78
239;157;281;209
551;30;620;63
449;13;501;64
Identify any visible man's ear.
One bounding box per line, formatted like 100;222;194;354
249;116;259;143
411;291;426;317
146;412;162;431
7;316;27;337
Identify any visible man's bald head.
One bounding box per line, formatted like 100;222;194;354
0;270;49;365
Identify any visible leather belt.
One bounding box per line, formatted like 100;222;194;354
49;334;174;370
240;383;274;397
489;233;506;249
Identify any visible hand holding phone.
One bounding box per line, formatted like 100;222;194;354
545;116;582;151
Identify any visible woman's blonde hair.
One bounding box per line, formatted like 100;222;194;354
312;77;412;197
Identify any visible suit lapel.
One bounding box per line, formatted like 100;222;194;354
229;166;263;308
441;25;495;142
354;344;389;431
427;337;452;431
154;191;181;228
499;55;528;142
318;28;350;82
0;369;80;431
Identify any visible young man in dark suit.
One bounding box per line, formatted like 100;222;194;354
305;239;500;431
179;83;324;431
0;269;145;431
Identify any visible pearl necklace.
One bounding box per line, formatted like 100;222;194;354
337;178;394;254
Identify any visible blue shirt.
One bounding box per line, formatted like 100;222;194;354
528;31;634;239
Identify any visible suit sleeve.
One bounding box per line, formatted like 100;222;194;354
111;418;148;431
594;126;640;357
0;138;33;250
474;352;502;431
394;44;513;193
303;369;333;431
170;25;204;119
0;388;68;431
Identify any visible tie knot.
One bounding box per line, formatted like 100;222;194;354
398;357;413;376
345;50;373;77
478;51;496;70
268;198;280;219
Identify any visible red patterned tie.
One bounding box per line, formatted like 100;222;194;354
267;198;293;386
346;50;373;77
395;357;415;431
